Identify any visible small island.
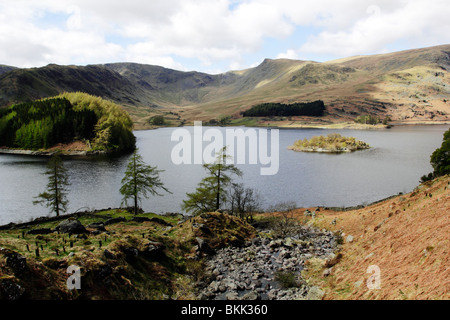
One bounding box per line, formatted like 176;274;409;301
288;133;370;153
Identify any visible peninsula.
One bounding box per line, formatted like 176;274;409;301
0;92;136;156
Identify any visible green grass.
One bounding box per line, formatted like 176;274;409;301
0;209;179;260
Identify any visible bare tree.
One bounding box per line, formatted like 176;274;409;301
268;201;300;238
228;183;261;222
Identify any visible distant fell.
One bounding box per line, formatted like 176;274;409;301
0;64;17;76
0;44;449;127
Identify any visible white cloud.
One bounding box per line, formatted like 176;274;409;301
276;49;299;60
0;0;449;71
297;0;450;59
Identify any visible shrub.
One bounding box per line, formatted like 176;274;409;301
274;270;299;289
150;115;165;126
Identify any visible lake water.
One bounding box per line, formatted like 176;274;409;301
0;124;448;225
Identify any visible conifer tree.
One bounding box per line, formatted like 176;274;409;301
120;149;170;214
182;147;242;215
33;153;69;217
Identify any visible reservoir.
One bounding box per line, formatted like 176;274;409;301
0;124;448;225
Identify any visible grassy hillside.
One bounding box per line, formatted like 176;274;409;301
0;45;449;128
0;65;16;76
295;175;450;300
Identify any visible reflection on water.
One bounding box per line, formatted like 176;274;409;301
0;124;448;225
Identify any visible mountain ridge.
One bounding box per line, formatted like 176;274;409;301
0;44;449;127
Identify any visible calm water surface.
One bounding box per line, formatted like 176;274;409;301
0;125;448;225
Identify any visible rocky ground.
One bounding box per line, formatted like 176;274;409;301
196;224;339;300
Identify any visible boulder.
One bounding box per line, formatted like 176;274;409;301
226;292;239;300
251;237;262;246
284;237;295;248
56;219;87;234
141;241;165;259
306;286;324;300
242;291;260;300
209;281;220;293
322;267;333;277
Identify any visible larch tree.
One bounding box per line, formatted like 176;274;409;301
182;147;242;215
120;148;170;214
33;153;70;217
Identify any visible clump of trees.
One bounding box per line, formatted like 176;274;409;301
150;115;165;126
241;101;325;117
421;128;450;182
60;92;135;153
182;147;242;215
181;147;261;220
0;92;136;153
0;98;98;150
354;114;391;125
205;116;231;126
228;183;261;222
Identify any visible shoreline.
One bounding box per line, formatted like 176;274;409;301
0;148;110;157
287;146;370;153
134;120;450;131
0;188;407;229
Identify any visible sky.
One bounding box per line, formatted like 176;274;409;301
0;0;449;74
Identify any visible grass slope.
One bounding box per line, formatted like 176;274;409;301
298;175;450;300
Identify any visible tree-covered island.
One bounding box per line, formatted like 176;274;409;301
288;133;370;153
